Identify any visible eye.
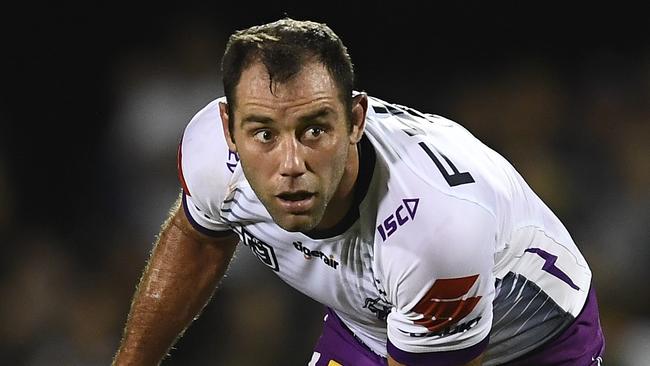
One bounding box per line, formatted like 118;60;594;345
304;126;324;140
253;129;274;143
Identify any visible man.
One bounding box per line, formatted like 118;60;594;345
113;18;605;365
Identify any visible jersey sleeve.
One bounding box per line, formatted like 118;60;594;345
177;98;235;236
381;197;496;365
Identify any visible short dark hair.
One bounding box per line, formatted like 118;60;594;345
221;18;355;132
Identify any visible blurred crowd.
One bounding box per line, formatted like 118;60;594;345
1;8;648;366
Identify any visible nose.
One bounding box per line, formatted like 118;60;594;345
279;136;306;177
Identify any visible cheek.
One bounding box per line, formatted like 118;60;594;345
239;151;273;182
313;142;348;177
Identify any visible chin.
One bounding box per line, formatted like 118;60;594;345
275;215;320;233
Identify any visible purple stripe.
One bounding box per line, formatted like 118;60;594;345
182;193;233;238
387;335;489;366
524;248;580;290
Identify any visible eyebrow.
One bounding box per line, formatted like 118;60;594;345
241;114;275;125
240;107;335;126
298;107;334;123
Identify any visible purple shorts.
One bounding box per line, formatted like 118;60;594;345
310;287;605;365
502;286;605;365
309;308;387;366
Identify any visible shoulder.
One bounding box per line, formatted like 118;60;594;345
376;192;496;356
363;94;524;237
363;94;502;241
178;97;239;210
376;191;497;299
371;175;496;356
364;95;497;193
364;93;499;302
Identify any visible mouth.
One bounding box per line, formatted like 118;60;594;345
276;191;316;213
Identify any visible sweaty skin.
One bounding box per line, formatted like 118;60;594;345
112;198;238;365
219;60;366;233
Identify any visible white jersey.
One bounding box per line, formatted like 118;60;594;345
178;95;592;365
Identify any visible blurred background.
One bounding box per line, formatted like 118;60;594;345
1;2;648;365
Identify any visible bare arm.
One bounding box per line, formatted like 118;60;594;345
112;197;238;366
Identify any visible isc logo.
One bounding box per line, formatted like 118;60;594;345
377;198;420;241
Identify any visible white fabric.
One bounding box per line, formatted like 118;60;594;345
177;95;592;361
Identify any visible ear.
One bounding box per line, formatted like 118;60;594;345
219;102;237;152
349;93;368;144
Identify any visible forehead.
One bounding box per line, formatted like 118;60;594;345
234;60;342;114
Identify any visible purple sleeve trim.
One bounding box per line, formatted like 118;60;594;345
182;193;233;238
387;334;489;366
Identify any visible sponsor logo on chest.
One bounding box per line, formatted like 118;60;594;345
376;198;420;241
293;241;340;269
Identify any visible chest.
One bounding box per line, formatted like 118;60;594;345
229;220;392;322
